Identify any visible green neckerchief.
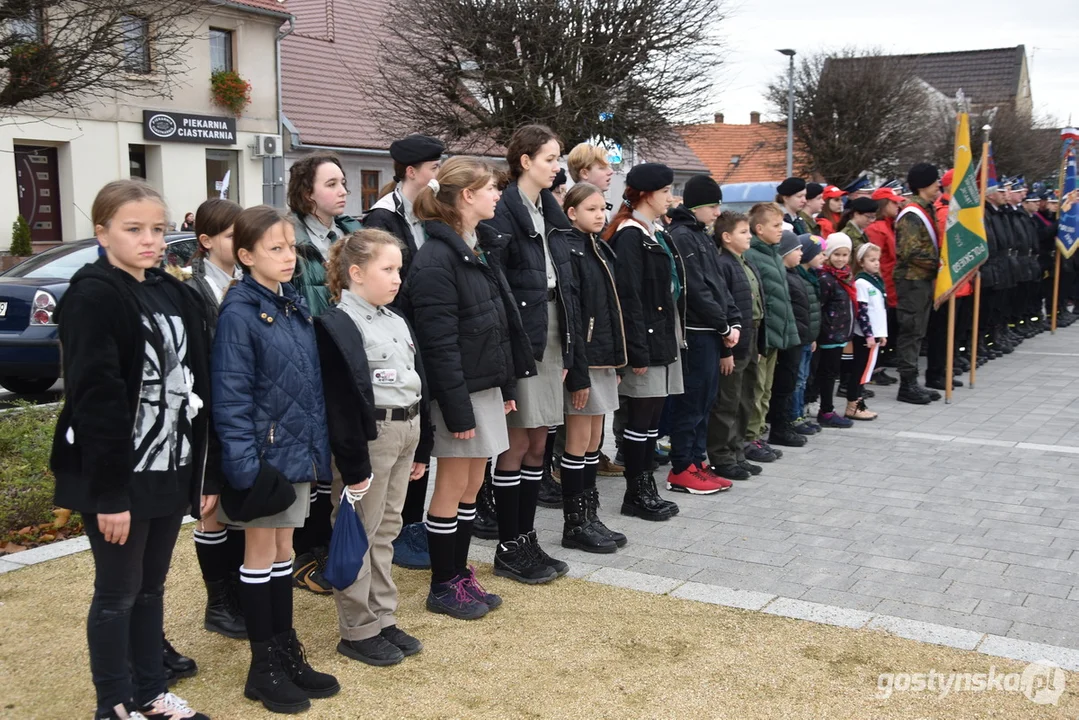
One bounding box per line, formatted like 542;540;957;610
653;231;682;303
856;271;886;298
797;264;820;294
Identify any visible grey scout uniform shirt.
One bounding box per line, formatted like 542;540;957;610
303;215;341;257
338;289;422;408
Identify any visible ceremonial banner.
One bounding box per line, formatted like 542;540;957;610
1057;131;1079;259
934;112;988;308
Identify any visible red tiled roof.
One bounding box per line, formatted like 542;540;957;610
281;0;392;151
638;135;709;173
216;0;291;16
677;121;790;184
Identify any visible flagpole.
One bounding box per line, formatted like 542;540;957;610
1052;249;1061;333
970;131;990;389
945;295;955;403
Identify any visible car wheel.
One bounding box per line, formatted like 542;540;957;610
0;377;59;395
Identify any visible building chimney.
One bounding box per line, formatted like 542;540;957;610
750;111;761;124
714;113;724;124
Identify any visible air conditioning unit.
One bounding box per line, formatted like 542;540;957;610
253;134;281;158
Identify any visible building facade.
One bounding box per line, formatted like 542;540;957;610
0;0;289;246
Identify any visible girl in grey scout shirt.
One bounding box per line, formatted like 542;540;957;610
315;229;434;667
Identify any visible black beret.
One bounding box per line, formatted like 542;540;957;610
805;182;824;200
850;197;878;214
776;177;807;196
626;163;674;192
907;163;939;192
552;168;567;189
389;134;445;166
683;174;722;208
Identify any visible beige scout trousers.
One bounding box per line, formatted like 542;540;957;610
330;415;421;641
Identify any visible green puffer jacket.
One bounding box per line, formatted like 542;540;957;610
288;212;362;317
745;236;800;351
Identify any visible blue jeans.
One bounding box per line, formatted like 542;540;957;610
669;332;721;472
790;343;814;422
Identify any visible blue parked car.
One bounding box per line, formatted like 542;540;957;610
720;181;783;214
0;233;197;394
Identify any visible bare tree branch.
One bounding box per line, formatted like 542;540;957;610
0;0;211;116
373;0;727;149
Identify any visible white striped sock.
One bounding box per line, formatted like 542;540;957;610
492;470;521;487
270;560;292;578
193;529;227;545
425;516;457;535
240;565;272;584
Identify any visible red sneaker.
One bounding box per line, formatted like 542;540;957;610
666;466;727;495
694;463;734;491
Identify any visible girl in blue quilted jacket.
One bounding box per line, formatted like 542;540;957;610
211;205;339;714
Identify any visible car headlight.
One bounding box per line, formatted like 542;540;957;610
30;290;57;326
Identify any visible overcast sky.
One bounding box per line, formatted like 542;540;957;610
707;0;1078;129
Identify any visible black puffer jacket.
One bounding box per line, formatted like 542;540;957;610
402;221;536;433
716;249;765;360
610;219;687;368
666;205;740;337
483;182;581;372
786;267;815;345
364;188;420;281
565;229;626;390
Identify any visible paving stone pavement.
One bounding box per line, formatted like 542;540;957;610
474;326;1079;666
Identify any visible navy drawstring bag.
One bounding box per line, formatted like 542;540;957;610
323;491;369;591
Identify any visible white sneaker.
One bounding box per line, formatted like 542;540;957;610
139;692;207;719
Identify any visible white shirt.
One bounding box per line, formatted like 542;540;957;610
855;277;888;338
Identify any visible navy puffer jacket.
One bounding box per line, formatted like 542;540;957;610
212;275;332;490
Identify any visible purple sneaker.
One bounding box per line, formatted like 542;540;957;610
426;576;489;620
459;566;502;609
816;411;854;428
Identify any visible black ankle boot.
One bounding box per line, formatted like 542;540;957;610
562;493;617;553
162;637;197;685
586;488;627;547
494;535;557;584
245;640;309;714
897;378;931;405
768;421;807;447
205;578;247;639
472;470;499;540
621;472;676;521
276;629;340;699
537;464;563;509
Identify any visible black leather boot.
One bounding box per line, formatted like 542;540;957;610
276;629;340;699
537;464;563;509
897;377;931;405
472;467;499;540
586;488;627;547
562;493;617;553
162;637;197;685
768;420;808;447
244;640;309;714
621;472;675;521
205;578;247;639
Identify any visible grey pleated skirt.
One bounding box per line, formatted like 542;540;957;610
431;387;509;458
217;482;312;529
507;301;565;428
565;367;620;415
619;306;685;398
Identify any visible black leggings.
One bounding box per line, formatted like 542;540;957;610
816;346;844;414
621;396;666;480
86;509;185;716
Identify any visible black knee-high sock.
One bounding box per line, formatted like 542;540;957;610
583;450;600;491
269;560;293;635
194;528;229;583
560;452;585;499
240;565;273;643
426;513;458;586
622;428;649;481
313;485;334;547
544;426;558;470
645;430;660;472
454;503;476;575
226;528;245;577
401;469;430;526
518;464;543;534
492;469;520;543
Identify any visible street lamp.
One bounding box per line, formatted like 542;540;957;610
778;49;796;177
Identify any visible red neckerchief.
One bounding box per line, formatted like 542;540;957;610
821;263;858;305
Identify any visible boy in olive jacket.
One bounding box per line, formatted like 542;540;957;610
743;204;802;461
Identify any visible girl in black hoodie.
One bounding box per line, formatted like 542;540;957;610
50;180;214;720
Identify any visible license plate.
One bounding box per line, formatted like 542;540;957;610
0;302;7;317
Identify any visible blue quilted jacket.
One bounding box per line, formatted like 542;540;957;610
211;274;332;491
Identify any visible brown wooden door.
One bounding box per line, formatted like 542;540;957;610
14;145;62;243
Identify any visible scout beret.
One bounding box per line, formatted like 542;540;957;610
626;163;674;192
850;197;879;214
805;182;824;200
389;134;445;166
776;177;807;196
907;163;940;192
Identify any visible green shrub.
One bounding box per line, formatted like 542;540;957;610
0;403;58;534
10;215;31;257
